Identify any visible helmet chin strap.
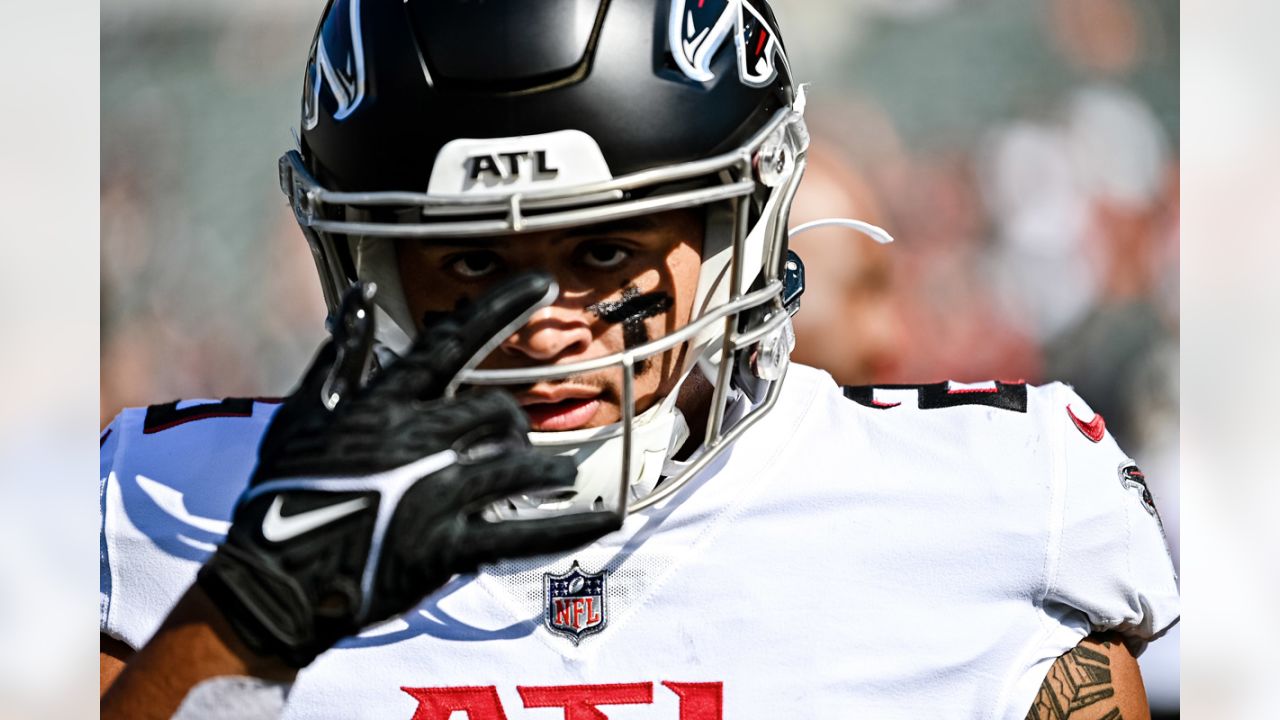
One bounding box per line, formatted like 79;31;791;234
788;217;895;245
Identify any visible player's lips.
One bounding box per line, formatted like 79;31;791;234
517;387;602;432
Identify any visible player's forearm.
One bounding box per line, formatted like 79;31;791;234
101;585;297;720
1024;632;1151;720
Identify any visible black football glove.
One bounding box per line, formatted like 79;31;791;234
197;273;621;668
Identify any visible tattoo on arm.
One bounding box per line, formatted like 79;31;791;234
1025;636;1123;720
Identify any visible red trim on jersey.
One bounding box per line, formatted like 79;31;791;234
1067;404;1106;443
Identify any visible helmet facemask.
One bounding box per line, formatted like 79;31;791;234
281;96;811;518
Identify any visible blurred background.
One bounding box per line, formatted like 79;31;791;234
100;0;1179;714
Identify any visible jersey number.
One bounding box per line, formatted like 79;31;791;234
142;398;263;434
843;381;1027;413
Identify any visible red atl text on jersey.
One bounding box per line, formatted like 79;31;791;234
402;681;723;719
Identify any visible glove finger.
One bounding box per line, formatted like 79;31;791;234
320;282;378;411
452;451;578;510
255;283;378;475
387;388;528;459
254;339;337;477
388;271;557;399
430;388;530;440
462;510;623;565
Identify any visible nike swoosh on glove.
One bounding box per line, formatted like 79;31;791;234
197;273;621;668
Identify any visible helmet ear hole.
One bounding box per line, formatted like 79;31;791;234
592;497;605;511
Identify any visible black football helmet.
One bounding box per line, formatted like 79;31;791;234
279;0;821;516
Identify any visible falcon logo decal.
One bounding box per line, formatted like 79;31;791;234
303;0;367;130
668;0;790;87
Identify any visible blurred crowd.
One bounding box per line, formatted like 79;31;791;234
100;0;1179;712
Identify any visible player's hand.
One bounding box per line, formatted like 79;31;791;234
197;273;621;668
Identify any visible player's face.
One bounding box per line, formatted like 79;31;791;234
397;208;705;432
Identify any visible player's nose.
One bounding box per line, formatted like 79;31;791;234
499;306;593;362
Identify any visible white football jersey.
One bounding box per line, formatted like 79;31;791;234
100;365;1179;719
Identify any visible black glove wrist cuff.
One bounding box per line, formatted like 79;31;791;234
197;544;326;669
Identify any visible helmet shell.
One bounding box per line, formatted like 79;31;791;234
300;0;793;193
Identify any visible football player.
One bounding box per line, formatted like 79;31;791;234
100;1;1178;718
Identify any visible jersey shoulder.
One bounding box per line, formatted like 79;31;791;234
785;371;1067;508
841;378;1033;414
101;396;281;490
833;376;1178;645
100;396;280;649
835;379;1110;455
831;377;1150;506
833;378;1060;466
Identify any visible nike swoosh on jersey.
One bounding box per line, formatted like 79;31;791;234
262;495;370;542
1066;404;1106;443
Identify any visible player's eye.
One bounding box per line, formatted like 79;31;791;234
445;251;502;279
577;242;632;270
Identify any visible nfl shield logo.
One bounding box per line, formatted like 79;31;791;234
543;561;608;644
